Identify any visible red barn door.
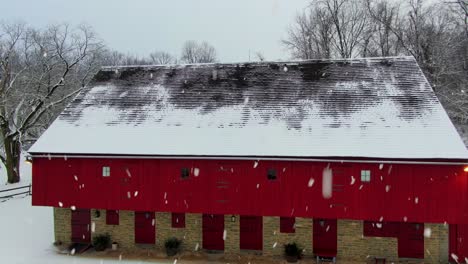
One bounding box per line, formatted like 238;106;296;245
71;209;91;243
134;211;155;244
398;223;424;258
203;214;224;250
313;219;337;257
450;224;468;262
240;216;263;250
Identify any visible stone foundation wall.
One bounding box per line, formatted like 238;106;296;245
224;215;240;254
53;210;449;263
91;209;135;250
54;208;71;244
338;220;449;264
155;212;202;252
263;217;313;257
337;220;398;262
424;223;449;263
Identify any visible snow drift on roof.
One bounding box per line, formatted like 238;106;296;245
29;56;468;160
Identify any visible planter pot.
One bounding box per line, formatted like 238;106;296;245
166;247;179;257
285;255;299;263
111;243;118;251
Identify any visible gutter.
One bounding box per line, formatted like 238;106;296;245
27;154;468;166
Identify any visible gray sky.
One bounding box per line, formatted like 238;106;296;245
1;0;310;62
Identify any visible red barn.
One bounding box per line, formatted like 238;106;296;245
29;56;468;262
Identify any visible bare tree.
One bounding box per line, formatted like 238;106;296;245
149;51;175;64
180;40;217;63
0;22;102;183
283;0;368;59
283;6;333;59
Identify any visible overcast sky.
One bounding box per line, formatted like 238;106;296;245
1;0;311;62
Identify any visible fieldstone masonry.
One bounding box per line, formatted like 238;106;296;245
262;216;313;257
54;210;449;263
54;208;71;244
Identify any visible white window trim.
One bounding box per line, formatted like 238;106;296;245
361;170;371;182
102;166;111;177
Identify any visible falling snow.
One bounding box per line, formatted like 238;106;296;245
385;185;391;192
70;205;76;211
424;227;432;238
193;168;200;177
91;222;96;232
134;191;138;197
273;242;277;248
350;176;356;185
415;197;419;204
379;164;384;170
195;243;199;251
223;230;227;241
308;178;315;187
253;161;258;168
74;175;78;181
58;202;63;207
70;248;76;255
451;253;459;263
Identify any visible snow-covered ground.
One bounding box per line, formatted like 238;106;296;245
0;153;32;191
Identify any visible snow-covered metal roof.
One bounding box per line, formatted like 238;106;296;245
29;56;468;160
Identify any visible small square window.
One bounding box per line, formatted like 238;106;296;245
280;217;295;233
267;169;277;180
181;168;190;179
106;210;119;225
102;166;110;177
361;170;371;182
172;213;185;228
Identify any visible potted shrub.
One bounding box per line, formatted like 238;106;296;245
92;233;111;251
284;242;303;263
164;237;182;256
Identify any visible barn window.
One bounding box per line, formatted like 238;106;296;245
106;210;119;225
181;168;190;179
280;217;295;233
363;221;398;237
361;170;371;182
172;213;185;228
267;169;277;180
102;166;111;177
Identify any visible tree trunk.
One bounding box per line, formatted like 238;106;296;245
4;137;20;183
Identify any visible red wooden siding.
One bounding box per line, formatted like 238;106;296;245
71;209;91;243
31;157;467;224
240;216;263;250
202;214;224;250
280;217;295;233
106;210;119;225
313;219;337;257
135;211;155;244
